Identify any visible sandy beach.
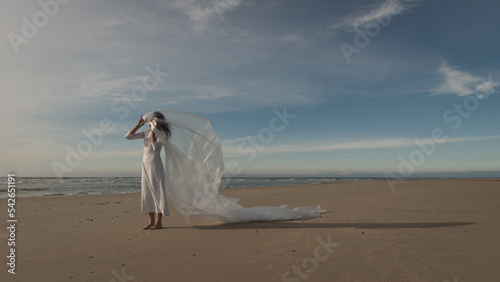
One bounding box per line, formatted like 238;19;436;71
1;179;500;282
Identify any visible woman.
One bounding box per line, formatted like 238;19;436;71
125;111;171;230
127;109;324;224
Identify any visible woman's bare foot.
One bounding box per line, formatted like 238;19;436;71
142;223;155;230
148;224;162;230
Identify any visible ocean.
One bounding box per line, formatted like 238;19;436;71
0;176;392;199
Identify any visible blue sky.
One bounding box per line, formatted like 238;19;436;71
1;0;499;177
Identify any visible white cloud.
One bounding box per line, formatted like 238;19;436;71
222;136;252;146
222;135;499;157
64;63;146;98
167;0;249;31
276;34;304;43
331;0;419;30
434;62;498;96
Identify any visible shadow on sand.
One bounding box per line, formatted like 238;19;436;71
192;221;476;230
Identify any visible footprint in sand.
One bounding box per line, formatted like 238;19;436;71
88;267;98;275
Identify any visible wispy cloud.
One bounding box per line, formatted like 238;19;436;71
222;136;499;157
434;62;498;96
331;0;419;30
168;0;249;31
222;136;252;145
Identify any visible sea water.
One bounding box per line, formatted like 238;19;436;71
0;176;394;198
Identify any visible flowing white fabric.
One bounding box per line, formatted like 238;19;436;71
143;109;325;223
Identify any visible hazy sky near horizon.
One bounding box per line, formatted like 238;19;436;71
1;0;499;177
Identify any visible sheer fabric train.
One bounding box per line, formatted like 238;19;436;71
144;109;325;223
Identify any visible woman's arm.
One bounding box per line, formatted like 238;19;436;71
125;115;147;140
149;119;158;143
149;120;161;151
151;130;157;143
150;130;162;151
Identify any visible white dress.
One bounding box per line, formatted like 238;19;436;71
125;129;169;216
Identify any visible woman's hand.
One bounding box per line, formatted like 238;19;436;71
149;119;158;143
147;119;157;128
137;115;146;127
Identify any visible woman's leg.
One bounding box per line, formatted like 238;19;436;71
143;213;155;230
150;213;163;229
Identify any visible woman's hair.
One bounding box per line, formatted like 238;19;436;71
151;111;171;139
